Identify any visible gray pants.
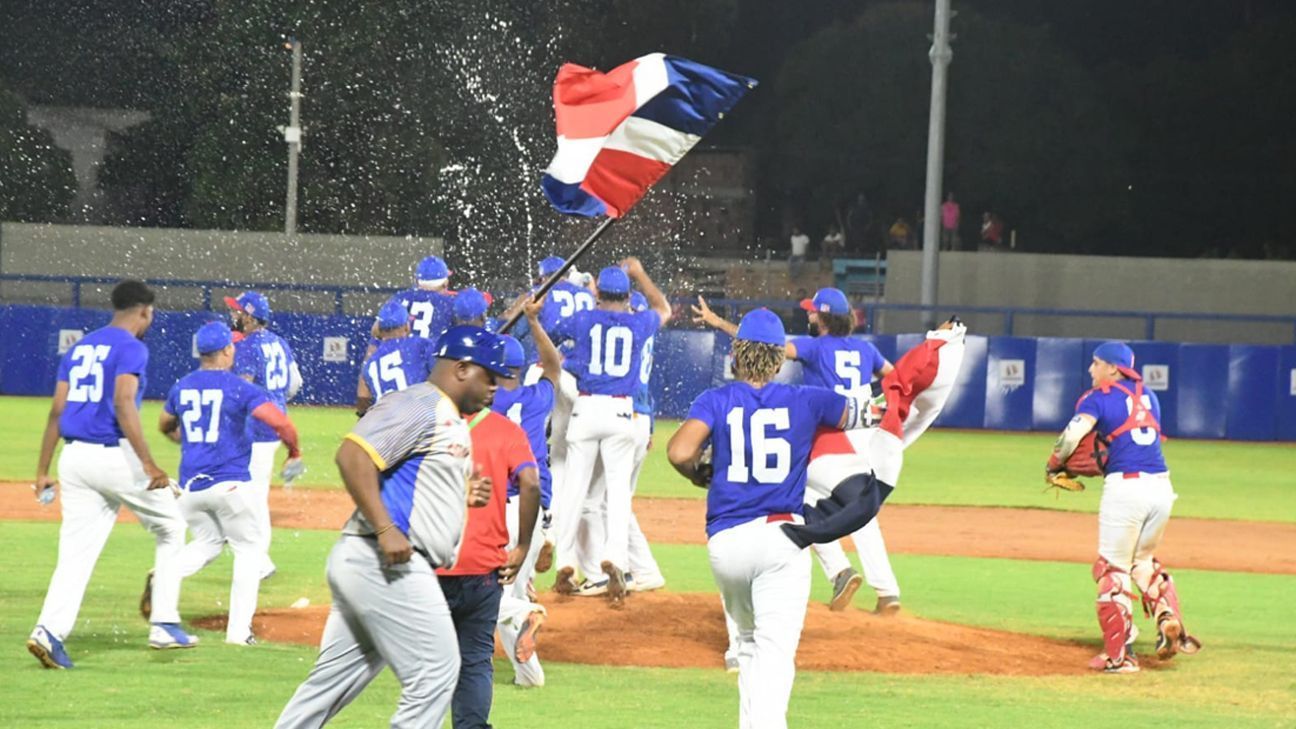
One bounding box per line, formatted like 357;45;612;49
275;536;460;729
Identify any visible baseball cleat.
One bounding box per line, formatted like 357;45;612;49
553;566;579;596
27;626;73;669
1102;655;1139;674
628;572;666;592
515;611;545;663
829;568;863;612
574;577;609;597
1155;616;1182;660
149;623;199;650
227;635;258;646
534;540;554;573
873;595;902;616
602;561;628;608
139;569;154;622
724;655;740;673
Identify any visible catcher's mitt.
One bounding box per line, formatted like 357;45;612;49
1044;431;1106;495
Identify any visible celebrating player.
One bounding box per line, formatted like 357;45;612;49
356;299;434;416
226;290;301;579
392;255;456;341
665;308;878;729
1048;341;1202;673
27;280;194;669
158;321;305;645
275;326;506;729
549;258;670;607
694;288;901;613
452;286;498;330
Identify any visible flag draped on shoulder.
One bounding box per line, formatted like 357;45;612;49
541;53;756;218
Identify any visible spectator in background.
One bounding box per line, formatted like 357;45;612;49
788;226;809;278
980;212;1006;251
888;218;916;250
940;193;961;251
820;224;845;270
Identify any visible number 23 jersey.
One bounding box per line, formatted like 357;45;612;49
686;382;847;537
164;369;272;489
234;329;295;443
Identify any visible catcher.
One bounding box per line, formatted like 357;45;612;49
1047;341;1201;673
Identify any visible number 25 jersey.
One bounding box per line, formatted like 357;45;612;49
686;382;847;537
57;326;149;445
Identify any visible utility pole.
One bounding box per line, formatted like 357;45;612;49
920;0;953;328
282;38;304;235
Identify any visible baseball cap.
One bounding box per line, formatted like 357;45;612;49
435;325;515;378
1093;341;1141;380
630;292;648;312
224;291;271;322
453;287;491;321
416;255;451;282
799;287;850;316
196;321;233;354
538;256;565;278
597;266;630;295
500;335;526;369
736;308;786;345
376;299;410;329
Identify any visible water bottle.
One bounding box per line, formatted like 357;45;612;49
36;485;55;506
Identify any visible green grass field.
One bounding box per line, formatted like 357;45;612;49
2;395;1293;727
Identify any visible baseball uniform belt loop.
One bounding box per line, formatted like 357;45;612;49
765;513;794;523
63;438;119;448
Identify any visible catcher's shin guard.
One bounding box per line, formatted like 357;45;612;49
1134;558;1202;659
1094;557;1135;667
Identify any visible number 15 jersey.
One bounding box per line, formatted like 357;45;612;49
554;308;660;396
686;382;847;537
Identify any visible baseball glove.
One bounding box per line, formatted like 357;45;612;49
1044;431;1106;494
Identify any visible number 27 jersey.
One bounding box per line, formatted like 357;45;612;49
163;369;271;490
686;382;847;537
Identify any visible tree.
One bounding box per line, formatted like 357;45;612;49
0;85;76;222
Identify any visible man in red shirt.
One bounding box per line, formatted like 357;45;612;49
437;409;540;728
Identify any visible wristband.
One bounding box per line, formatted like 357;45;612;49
374;523;397;537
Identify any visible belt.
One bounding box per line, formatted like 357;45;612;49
1117;471;1168;480
579;392;630;398
766;513;794;523
63;438;119;448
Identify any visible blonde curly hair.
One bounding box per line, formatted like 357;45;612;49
732;339;785;383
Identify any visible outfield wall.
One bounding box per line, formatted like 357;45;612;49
3;304;1294;441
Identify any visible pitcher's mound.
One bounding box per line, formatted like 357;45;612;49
196;591;1095;675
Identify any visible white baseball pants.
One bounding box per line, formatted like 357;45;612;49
498;496;546;687
174;481;266;644
575;414;663;582
247;440;279;578
805;442;900;599
35;440;187;640
1098;474;1177;581
555;394;636;575
709;516;811;729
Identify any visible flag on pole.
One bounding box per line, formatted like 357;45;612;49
541;53;756;218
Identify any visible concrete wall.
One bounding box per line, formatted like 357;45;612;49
880;251;1296;344
0;222;442;315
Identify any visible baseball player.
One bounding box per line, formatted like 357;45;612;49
227;290;301;580
451;286;498;331
158;321;305;645
274;325;506;729
549;258;670;607
392;255;457;340
27;280;195;669
694;288;901;613
356;298;435;416
1049;341;1202;674
665;308;879;729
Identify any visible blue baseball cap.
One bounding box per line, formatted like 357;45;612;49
630;292;648;312
224;291;271;321
435;325;514;378
416;255;451;282
799;287;850;316
453;287;491;321
736;308;786;345
1093;341;1141;380
538;256;565;278
500;335;526;369
376;299;410;329
597;266;630;295
196;321;233;354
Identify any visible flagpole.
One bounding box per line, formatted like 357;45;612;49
499;217;618;334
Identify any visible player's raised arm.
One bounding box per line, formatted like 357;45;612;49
34;381;69;493
113;373;169;490
621;257;671;325
523;296;562;385
692;295;801;359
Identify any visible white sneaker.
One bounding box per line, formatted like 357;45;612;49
575;577;608;597
628;572;666;592
149;623;199;650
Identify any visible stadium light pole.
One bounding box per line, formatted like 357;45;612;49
282;38;304;235
920;0;953;328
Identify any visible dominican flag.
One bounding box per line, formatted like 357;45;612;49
541;53;756;218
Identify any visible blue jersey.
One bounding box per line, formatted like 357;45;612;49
164;369;272;491
57;326;149;445
363;337;435;403
234;329;295;443
492;378;556;507
539;280;596;342
633;335;655;417
686;382;847;537
1076;383;1167;474
792;335;887;394
392;288;455;341
554;309;661;396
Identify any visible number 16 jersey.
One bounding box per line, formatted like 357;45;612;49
686;382;847;537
